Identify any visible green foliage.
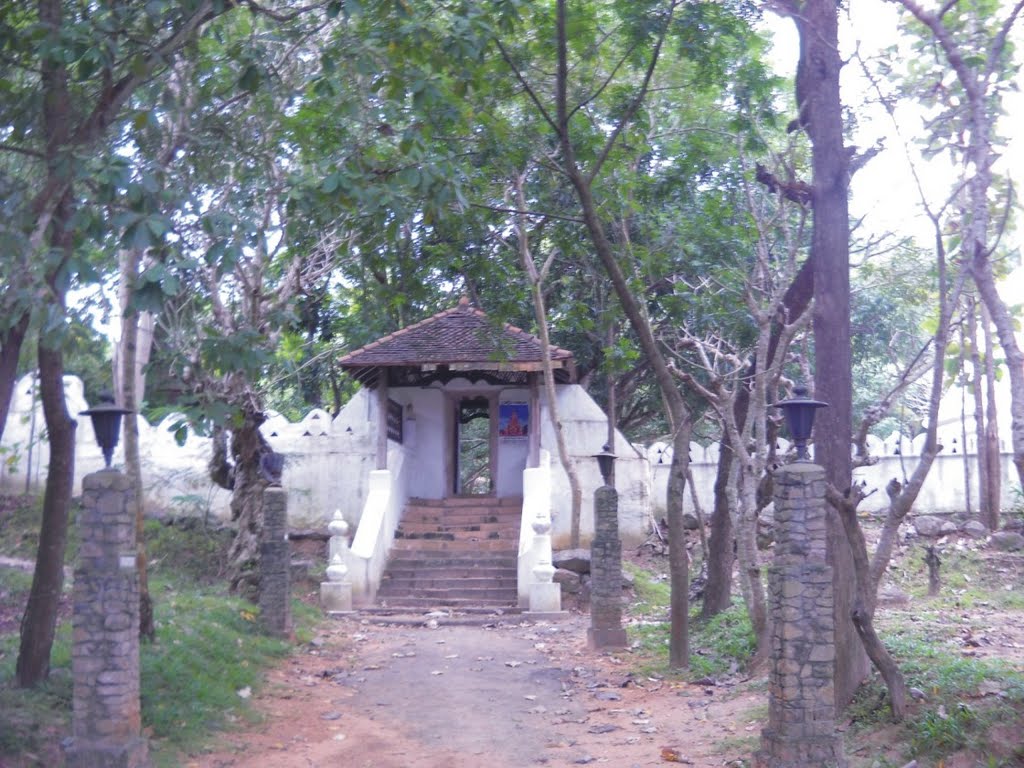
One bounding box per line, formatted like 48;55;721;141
144;519;233;586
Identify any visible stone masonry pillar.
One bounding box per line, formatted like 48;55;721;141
756;463;846;767
588;485;627;649
259;486;292;638
66;469;149;768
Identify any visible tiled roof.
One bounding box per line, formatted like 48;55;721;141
338;297;575;370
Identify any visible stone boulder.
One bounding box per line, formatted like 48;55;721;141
553;549;591;575
939;521;959;535
553;568;582;593
877;584;911;607
991;531;1024;552
621;570;635;590
913;515;945;537
962;520;989;539
682;512;700;530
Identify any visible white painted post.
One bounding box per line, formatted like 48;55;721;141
321;509;353;614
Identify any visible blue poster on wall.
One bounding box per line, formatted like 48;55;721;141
499;402;529;440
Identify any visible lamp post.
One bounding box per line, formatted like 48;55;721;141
772;385;828;462
592;444;617;486
80;391;132;469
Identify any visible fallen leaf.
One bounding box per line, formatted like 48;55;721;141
660;746;691;763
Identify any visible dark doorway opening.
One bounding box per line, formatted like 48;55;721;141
454;397;492;495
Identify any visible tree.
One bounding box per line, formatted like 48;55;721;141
6;0;313;686
889;0;1023;499
769;0;869;706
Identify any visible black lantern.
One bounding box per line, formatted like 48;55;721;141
80;392;132;468
593;443;617;486
772;385;828;462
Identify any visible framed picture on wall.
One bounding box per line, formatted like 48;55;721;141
498;402;529;440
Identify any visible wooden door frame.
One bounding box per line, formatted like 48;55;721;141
445;390;498;497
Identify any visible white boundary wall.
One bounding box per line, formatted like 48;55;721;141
2;374;1016;537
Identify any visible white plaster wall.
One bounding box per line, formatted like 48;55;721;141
541;385;651;548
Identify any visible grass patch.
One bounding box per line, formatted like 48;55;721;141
625;561;756;680
143;579;297;765
846;625;1024;765
624;562;670;616
0;496;320;768
143;518;234;586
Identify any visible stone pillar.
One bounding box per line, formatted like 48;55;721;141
321;509;353;614
259;486;292;638
756;463;846;768
66;469;149;768
588;485;627;649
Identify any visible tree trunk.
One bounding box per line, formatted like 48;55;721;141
16;0;76;685
799;0;869;707
119;248;155;640
735;461;770;665
553;0;689;665
831;487;908;721
981;302;1001;529
968;309;987;520
0;314;30;446
666;427;691;669
226;408;270;601
974;213;1024;492
16;339;76;687
701;439;735;618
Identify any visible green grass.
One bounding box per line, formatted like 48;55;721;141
625;561;756;680
143;579;297;764
0;494;321;768
887;544;1024;611
846;624;1024;765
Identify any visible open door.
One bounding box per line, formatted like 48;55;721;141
453;396;493;495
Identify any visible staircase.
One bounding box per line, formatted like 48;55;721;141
374;497;522;611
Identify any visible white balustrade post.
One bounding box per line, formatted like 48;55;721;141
321;509;353;614
527;502;561;614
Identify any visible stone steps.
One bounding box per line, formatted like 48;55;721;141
375;498;522;610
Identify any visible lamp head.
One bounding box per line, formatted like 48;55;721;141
593;443;617;486
771;385;828;462
80;391;132;468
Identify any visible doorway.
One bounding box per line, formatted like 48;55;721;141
453;396;493;495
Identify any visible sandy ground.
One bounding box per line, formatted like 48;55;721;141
185;612;764;768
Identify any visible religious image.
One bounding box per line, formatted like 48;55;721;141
499;402;529;440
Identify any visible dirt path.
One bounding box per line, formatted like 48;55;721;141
186;613;763;768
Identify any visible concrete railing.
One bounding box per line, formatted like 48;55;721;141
518;450;553;608
345;449;408;603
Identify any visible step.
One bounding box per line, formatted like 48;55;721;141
374;595;518;609
408;496;523;508
386;553;516;565
390;539;517;552
395;528;518;541
385;558;517;571
380;576;518;590
395;520;520;532
383;566;517;578
401;510;522;525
